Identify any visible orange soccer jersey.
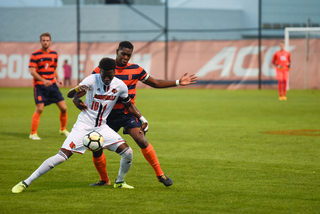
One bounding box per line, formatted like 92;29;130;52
272;50;291;72
29;49;58;86
92;63;148;111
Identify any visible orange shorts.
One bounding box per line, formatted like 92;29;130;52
276;70;289;81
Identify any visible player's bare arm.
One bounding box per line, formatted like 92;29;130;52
145;72;197;88
122;97;148;132
68;85;91;111
54;68;63;86
29;67;52;87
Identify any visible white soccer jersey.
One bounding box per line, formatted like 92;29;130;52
78;74;128;127
61;74;129;154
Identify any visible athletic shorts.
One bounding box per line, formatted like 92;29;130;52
107;109;142;134
276;70;289;81
61;118;126;154
33;83;64;106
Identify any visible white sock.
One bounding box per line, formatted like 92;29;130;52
116;147;133;183
24;151;68;186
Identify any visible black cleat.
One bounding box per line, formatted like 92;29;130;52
89;180;111;186
157;174;173;187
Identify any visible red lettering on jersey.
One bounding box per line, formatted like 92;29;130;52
94;94;117;101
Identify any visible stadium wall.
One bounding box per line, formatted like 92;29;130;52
0;39;319;89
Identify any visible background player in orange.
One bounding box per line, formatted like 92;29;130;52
272;40;291;100
29;32;69;140
74;41;197;187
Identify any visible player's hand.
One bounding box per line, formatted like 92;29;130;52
139;116;149;133
43;80;52;87
179;73;198;86
56;79;63;86
73;97;88;111
140;122;149;134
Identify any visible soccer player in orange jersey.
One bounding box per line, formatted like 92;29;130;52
29;32;69;140
272;41;291;100
74;41;197;187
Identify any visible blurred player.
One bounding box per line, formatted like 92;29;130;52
81;41;197;187
63;59;72;87
272;41;291;100
29;32;69;140
12;58;148;193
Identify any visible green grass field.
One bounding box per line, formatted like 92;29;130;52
0;87;319;214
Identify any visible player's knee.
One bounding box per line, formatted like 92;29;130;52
120;147;133;163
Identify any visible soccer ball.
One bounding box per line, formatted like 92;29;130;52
83;131;104;151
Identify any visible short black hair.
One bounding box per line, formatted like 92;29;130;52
99;57;115;71
118;41;134;50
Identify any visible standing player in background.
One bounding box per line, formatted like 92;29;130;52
29;32;69;140
12;58;146;193
272;41;291;100
63;59;72;87
77;41;197;187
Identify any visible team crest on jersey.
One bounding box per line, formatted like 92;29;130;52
128;74;132;80
112;89;118;94
69;142;76;149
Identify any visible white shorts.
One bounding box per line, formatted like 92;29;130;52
61;118;126;154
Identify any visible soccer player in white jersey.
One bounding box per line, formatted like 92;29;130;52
12;58;148;193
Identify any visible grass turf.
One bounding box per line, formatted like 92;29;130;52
0;87;319;214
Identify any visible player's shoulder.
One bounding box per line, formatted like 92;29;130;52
126;62;141;70
49;49;58;55
112;77;127;89
31;49;43;56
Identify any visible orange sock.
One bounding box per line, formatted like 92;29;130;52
60;112;67;131
141;143;164;177
92;153;109;182
31;112;41;134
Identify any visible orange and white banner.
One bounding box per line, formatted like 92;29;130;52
0;39;319;89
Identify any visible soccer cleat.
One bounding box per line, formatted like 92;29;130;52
157;174;173;187
279;96;283;101
59;129;70;137
114;182;134;189
89;180;111;186
282;96;287;100
29;133;41;140
12;181;28;193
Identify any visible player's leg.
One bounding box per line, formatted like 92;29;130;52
113;143;134;188
30;86;45;140
282;71;289;100
276;71;284;100
56;100;69;136
89;149;111;186
101;126;134;189
30;102;44;140
89;115;123;186
12;149;72;193
127;127;173;187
